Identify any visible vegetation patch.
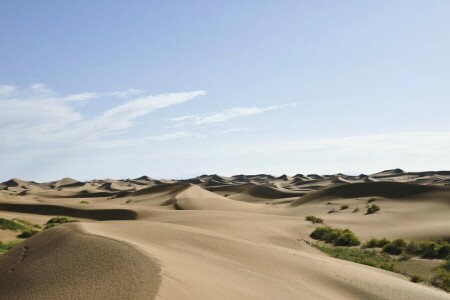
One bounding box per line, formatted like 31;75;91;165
79;200;90;204
366;204;380;214
310;226;360;246
0;240;22;255
0;218;29;231
309;227;450;292
314;243;395;271
44;216;79;229
305;215;323;224
352;207;360;213
432;264;450;292
12;218;42;229
1;217;43;238
363;237;390;248
340;205;349;210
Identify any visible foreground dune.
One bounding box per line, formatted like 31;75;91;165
0;169;449;299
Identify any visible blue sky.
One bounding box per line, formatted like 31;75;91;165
1;1;449;181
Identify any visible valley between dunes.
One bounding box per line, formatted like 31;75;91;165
0;169;449;299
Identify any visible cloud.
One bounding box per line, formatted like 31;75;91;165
144;131;195;141
62;88;145;102
170;103;295;125
0;84;206;145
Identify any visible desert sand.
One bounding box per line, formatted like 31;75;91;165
0;169;449;299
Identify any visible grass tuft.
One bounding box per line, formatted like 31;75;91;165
305;215;323;224
366;204;380;215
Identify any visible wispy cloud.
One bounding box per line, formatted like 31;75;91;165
170;103;296;125
144;131;196;141
0;84;206;145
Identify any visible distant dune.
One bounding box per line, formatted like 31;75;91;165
0;169;449;299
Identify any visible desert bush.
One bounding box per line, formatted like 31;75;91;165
383;239;407;255
44;216;79;229
405;241;420;255
340;205;349;210
305;216;324;224
0;218;28;231
366;204;380;215
432;269;450;292
352;207;360;213
310;226;360;246
79;200;89;204
126;199;132;203
367;197;377;203
364;237;390;248
418;240;450;259
314;243;394;270
335;231;360;246
17;230;38;238
12;218;42;229
327;208;337;214
411;275;424;283
0;240;22;254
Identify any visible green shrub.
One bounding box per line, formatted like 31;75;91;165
126;199;132;203
411;275;424;283
79;200;89;204
366;204;380;215
305;216;324;224
367;197;377;203
327;208;337;214
17;230;38;238
44;216;79;229
314;243;394;270
335;231;360;246
364;237;390;248
340;205;349;210
0;218;28;231
310;226;360;246
419;240;450;259
383;239;407;255
12;218;42;229
432;269;450;292
352;207;360;213
0;240;22;254
405;241;420;255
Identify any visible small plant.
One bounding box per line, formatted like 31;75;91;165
305;216;323;224
17;230;38;238
364;237;390;248
0;218;28;231
383;239;407;255
366;204;380;215
44;216;79;229
340;205;349;210
367;197;377;203
126;199;132;204
12;218;42;229
0;240;22;254
432;269;450;292
310;226;360;246
418;240;450;259
79;200;89;204
328;208;337;214
352;207;360;213
410;275;424;283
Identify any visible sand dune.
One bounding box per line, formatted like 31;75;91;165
0;225;160;299
0;170;449;299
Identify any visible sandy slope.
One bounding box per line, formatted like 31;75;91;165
0;169;449;299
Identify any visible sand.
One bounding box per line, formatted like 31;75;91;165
0;169;449;299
